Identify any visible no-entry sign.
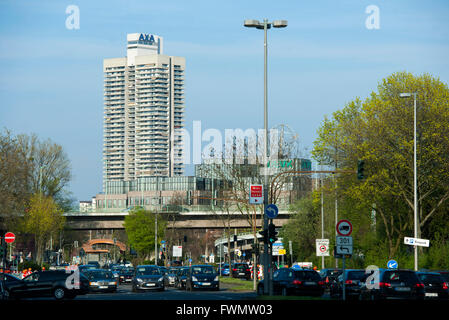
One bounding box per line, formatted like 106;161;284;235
5;232;15;243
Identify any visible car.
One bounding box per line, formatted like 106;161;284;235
185;265;219;291
176;267;190;290
318;268;342;291
78;264;99;274
164;267;179;287
433;270;449;285
219;264;230;276
257;268;325;297
110;265;123;282
2;270;89;300
329;269;366;300
231;263;251;280
87;261;101;269
119;266;135;284
132;265;165;292
83;269;117;293
359;269;425;300
416;272;449;300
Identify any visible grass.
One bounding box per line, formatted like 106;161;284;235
219;276;257;291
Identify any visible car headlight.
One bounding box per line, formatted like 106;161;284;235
158;277;164;282
109;281;117;285
214;276;219;282
192;276;198;282
89;282;99;286
136;278;143;282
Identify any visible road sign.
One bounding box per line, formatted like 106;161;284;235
387;260;398;269
249;184;263;204
336;220;353;236
4;232;15;244
316;239;330;257
336;236;353;246
404;237;429;247
272;240;284;256
172;246;182;257
279;249;286;255
265;204;279;219
335;245;353;256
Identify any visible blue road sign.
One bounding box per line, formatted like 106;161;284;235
387;260;398;269
265;204;279;219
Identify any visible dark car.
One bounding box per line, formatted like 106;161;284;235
231;263;251;280
360;269;425;300
119;266;135;284
132;265;165;292
87;261;101;269
434;271;449;285
330;269;366;300
176;267;190;290
83;269;117;293
257;268;324;297
3;270;89;300
78;264;98;274
110;265;123;282
318;268;342;291
416;272;449;300
164;267;179;287
220;264;230;276
185;265;219;291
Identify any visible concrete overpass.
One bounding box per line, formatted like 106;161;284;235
63;210;291;231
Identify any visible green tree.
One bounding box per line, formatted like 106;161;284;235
312;72;449;261
123;207;166;261
22;193;65;264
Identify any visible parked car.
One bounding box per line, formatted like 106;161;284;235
185;265;219;291
219;264;230;276
176;267;190;290
83;269;117;293
110;265;123;282
164;267;179;287
231;263;251;280
119;266;135;284
3;270;89;300
132;265;165;292
329;269;366;300
87;261;101;269
416;272;449;300
257;268;324;297
78;264;98;274
433;270;449;285
359;269;425;300
318;268;342;291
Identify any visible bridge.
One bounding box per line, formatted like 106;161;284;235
63;209;291;231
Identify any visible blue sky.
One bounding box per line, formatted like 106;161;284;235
1;0;448;202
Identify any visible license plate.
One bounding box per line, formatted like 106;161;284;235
395;287;411;292
99;286;108;289
146;283;155;287
426;293;438;297
304;282;316;285
201;282;211;286
239;273;245;275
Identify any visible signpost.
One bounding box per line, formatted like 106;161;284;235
249;184;263;204
404;237;429;247
316;239;330;257
387;260;398;269
172;246;182;258
265;204;279;219
335;220;353;301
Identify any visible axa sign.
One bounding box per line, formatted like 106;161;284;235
139;33;156;44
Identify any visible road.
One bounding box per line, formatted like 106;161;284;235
22;283;258;301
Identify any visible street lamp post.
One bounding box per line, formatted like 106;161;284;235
244;18;287;296
400;92;418;271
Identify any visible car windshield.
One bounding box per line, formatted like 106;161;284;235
122;267;134;273
234;264;248;270
111;266;122;271
192;266;215;275
418;274;442;285
383;271;418;284
85;270;113;280
136;267;161;276
347;271;366;280
438;273;449;282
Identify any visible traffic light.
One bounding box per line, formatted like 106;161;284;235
258;229;268;243
268;223;278;244
184;235;187;243
233;235;237;242
357;160;365;180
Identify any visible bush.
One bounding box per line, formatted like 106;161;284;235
18;261;45;272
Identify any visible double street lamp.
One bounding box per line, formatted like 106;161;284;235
399;92;418;271
244;18;287;296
